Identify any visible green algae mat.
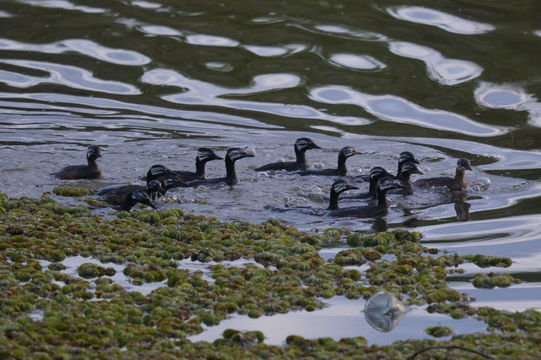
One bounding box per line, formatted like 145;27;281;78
1;192;540;359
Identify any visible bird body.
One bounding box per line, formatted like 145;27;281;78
171;148;222;182
414;158;472;191
296;146;359;176
327;179;405;218
186;148;254;187
255;138;320;172
52;145;102;179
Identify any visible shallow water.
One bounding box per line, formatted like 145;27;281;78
1;0;541;342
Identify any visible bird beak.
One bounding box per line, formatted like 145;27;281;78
146;200;157;209
311;143;322;149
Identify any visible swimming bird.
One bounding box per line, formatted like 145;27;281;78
52;145;102;179
99;188;157;211
396;151;419;175
255;137;321;172
327;179;405;218
295;146;359;176
414;158;472;191
352;151;418;182
96;179;163;199
146;164;186;189
388;161;423;195
342;166;392;201
269;179;358;215
168;148;223;182
186;147;255;187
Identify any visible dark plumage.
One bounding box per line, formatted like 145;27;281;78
170;148;222;182
388;161;423;195
255;138;320;172
326;179;405;218
295;146;359;176
99;188;157;211
96;180;164;200
396;151;419;175
52;145;102;179
186;147;254;187
352;151;418;182
270;179;358;215
342;166;392;201
414;158;472;191
146;164;186;190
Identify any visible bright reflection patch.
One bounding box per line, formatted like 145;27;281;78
186;34;239;47
387;6;495;35
389;41;482;85
310;85;505;137
329;53;386;71
139;25;182;36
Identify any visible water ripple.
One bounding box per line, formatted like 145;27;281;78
387;6;495;35
18;0;106;13
389;41;482;85
131;0;162;9
139;25;183;36
475;82;541;128
186;34;239;47
142;68;369;126
0;10;11;17
243;44;307;57
328;53;386;71
62;39;151;65
310;85;505;137
1;60;140;95
0;38;150;66
310;24;389;41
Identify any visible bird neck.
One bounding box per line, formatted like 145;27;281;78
294;146;308;166
225;157;238;185
195;157;207;177
376;188;390;208
368;178;379;199
337;153;348;176
87;157;99;170
328;189;340;210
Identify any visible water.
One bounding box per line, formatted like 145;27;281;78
1;0;541;343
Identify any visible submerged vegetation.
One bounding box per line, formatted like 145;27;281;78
0;192;540;359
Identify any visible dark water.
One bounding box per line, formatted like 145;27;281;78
1;0;541;341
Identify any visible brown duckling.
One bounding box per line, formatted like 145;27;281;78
414;158;472;191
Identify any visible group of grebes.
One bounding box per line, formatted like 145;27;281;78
51;138;473;217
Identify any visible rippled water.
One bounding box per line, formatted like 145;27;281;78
1;0;541;343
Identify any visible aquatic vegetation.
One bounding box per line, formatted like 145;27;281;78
426;325;454;337
77;263;116;279
472;273;521;289
0;191;540;359
468;255;513;268
52;185;96;197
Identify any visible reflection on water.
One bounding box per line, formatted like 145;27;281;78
386;6;495;35
1;0;541;332
188;296;486;345
310;85;504;136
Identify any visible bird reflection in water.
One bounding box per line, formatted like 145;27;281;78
364;291;408;332
453;192;471;221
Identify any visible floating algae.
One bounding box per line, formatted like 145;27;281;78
0;192;540;359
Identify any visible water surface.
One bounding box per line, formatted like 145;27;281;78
1;0;541;343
